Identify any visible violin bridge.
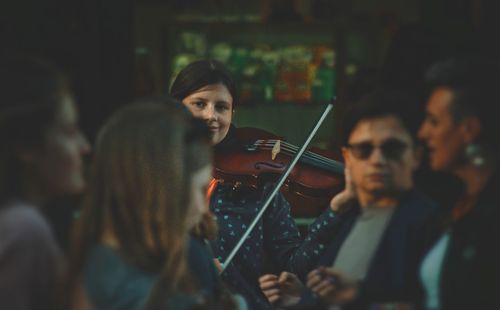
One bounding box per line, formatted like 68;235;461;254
272;140;281;160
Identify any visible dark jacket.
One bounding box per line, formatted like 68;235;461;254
439;170;500;310
314;189;440;308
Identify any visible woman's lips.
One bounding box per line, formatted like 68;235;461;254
427;146;436;156
367;173;389;181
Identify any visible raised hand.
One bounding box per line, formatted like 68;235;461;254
329;167;357;214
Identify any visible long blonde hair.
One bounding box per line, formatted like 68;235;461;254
69;98;212;304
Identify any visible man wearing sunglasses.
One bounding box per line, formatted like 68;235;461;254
259;89;442;309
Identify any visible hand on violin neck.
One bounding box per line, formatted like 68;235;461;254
329;167;357;214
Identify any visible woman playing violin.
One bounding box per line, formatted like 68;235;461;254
170;59;344;309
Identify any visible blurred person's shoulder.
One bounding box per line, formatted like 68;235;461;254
0;201;58;250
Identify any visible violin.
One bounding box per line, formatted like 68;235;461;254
214;127;345;217
218;103;341;271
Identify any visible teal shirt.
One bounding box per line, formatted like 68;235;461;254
84;237;222;310
83;245;157;310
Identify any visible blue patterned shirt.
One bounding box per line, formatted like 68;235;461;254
209;182;340;309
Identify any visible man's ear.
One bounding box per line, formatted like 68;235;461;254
461;116;482;144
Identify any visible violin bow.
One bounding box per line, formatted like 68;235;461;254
221;99;335;272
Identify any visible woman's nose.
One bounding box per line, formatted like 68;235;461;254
418;123;428;141
202;104;216;121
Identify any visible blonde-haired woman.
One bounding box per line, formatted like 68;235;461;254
69;99;221;309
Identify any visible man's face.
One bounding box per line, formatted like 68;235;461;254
343;115;419;198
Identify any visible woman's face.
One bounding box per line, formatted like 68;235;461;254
31;93;91;198
185;164;212;230
182;83;233;145
418;87;467;172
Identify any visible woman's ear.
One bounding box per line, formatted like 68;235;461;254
462;116;482;143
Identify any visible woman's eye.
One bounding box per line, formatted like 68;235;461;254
193;101;205;108
215;104;229;112
424;115;438;127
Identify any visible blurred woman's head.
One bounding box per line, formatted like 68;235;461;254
0;55;90;204
170;59;237;145
184;119;214;232
72;98;211;289
418;57;500;174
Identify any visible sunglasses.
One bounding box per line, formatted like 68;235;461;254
347;139;409;161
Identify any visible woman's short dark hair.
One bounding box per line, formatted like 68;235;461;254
426;57;500;152
340;88;422;147
170;59;238;109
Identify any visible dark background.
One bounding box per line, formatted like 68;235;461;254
1;0;497;247
2;0;498;142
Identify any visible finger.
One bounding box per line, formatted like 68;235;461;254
317;286;335;298
259;274;278;284
345;167;356;194
320;268;341;279
213;259;222;271
311;280;335;294
306;273;323;289
281;281;299;289
260;280;279;290
319;269;350;288
263;290;281;304
344;167;351;182
263;289;280;298
278;271;297;284
307;268;321;280
268;294;281;304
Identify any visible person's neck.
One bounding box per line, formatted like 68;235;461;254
453;160;497;198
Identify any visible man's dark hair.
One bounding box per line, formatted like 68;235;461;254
340;88;422;147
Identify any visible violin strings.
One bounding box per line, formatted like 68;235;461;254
254;140;331;166
253;140;343;172
255;140;332;166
